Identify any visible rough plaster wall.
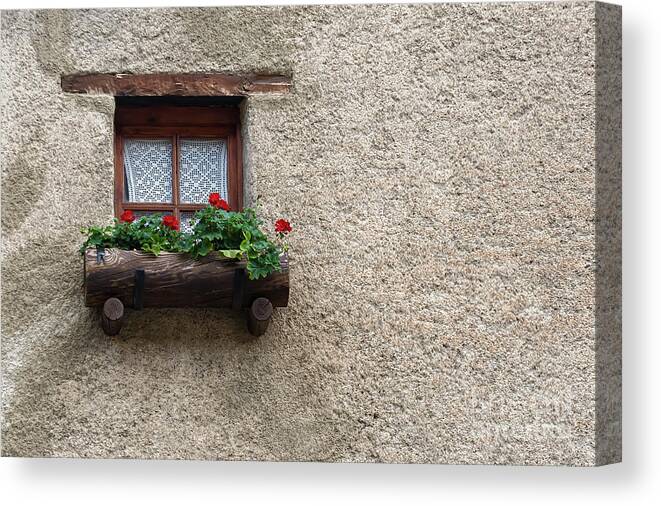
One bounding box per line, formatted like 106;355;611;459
0;2;621;465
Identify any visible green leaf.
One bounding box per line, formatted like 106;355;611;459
218;249;243;259
197;239;212;257
80;205;287;279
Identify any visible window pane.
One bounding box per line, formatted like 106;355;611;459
130;210;167;220
178;138;228;204
180;211;199;233
123;139;173;203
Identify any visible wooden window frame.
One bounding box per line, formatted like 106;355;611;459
114;104;243;221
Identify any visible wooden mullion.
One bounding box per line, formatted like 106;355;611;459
172;134;180;221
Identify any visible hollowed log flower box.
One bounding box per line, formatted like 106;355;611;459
83;248;289;337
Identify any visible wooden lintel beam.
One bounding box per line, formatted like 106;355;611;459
61;73;291;97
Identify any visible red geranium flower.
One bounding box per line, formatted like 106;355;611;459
162;214;179;231
120;210;135;223
275;219;292;234
209;192;230;211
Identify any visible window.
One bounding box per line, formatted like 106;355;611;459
114;99;243;231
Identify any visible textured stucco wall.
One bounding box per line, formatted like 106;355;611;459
0;2;621;465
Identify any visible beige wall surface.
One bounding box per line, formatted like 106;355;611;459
0;2;621;465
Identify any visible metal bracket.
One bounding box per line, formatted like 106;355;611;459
96;247;106;264
133;269;145;310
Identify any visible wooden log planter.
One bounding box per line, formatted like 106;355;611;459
83;248;289;337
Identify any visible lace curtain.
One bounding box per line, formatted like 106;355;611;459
179;211;199;233
178;138;229;203
123;138;228;205
123;139;173;202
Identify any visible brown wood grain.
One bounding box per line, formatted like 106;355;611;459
115;107;239;128
117;126;236;137
114;130;124;219
227;128;239;211
101;297;124;336
234;121;244;211
247;297;273;337
84;249;289;309
62;73;291;97
114;104;244;218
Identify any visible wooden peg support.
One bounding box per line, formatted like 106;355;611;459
83;249;289;336
101;297;125;336
247;297;273;337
